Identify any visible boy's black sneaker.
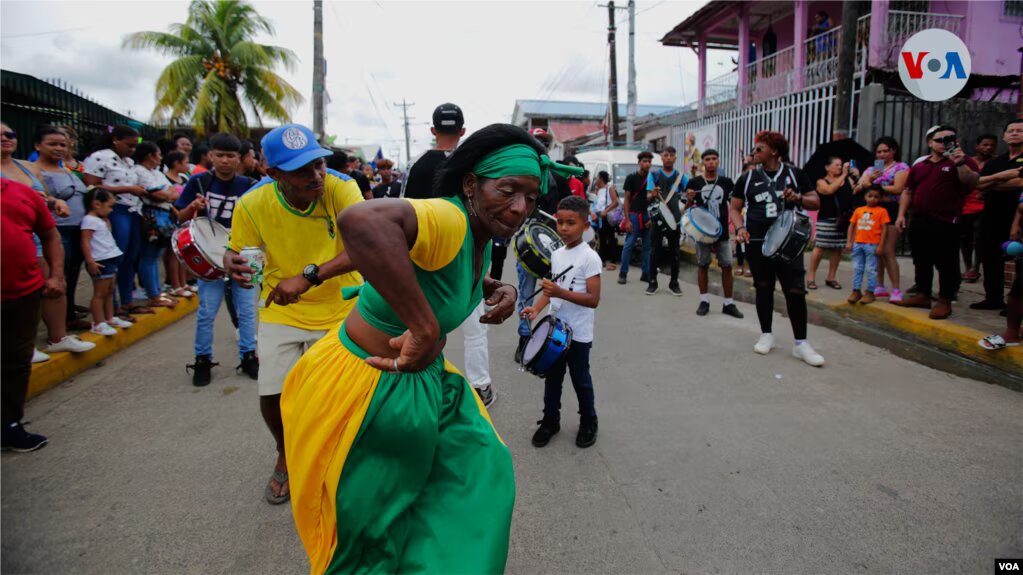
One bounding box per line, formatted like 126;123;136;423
237;351;259;380
531;418;560;447
722;303;745;318
514;335;530;364
640;273;650;283
645;282;658;295
617;274;627;285
1;421;48;453
668;282;683;296
187;355;217;387
696;301;710;316
576;416;598;448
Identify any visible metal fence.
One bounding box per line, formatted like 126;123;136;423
669;84;837;178
1;69;161;159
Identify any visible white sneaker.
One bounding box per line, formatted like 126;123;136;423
91;322;118;336
44;335;96;354
753;333;775;355
108;317;133;329
132;288;147;301
793;342;826;367
32;348;51;363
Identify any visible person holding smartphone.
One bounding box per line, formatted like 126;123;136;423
855;137;909;302
894;126;979;320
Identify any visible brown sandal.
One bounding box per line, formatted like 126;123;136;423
127;305;156;315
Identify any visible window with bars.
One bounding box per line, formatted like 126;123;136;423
1005;0;1023;17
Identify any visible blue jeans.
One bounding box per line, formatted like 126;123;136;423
195;278;257;360
58;226;84;322
852;242;879;293
543;341;596;422
139;241;165;299
109;204;141;306
516;261;537;337
619;212;651;276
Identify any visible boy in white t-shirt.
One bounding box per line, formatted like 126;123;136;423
522;195;603;448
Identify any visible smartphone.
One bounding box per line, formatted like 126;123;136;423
849;160;857;170
874;159;885;172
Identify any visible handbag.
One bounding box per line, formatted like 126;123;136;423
142;201;176;243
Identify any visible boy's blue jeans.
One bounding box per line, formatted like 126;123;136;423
195;278;257;360
543;341;596;422
619;212;651;276
851;242;879;293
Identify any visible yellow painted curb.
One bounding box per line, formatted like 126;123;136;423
678;242;1023;374
28;296;198;399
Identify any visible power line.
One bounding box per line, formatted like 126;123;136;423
0;25;96;39
635;0;666;16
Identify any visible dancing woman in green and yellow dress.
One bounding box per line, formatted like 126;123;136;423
282;124;583;574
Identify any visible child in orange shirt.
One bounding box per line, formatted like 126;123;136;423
846;186;890;304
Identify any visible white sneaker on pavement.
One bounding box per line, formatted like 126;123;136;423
32;348;51;363
792;342;826;367
91;322;118;336
44;335;96;354
753;333;775;355
109;317;133;329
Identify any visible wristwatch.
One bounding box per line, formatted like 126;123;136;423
302;264;323;286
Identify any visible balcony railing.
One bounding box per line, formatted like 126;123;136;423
744;45;795;105
693;10;965;111
704;69;738;107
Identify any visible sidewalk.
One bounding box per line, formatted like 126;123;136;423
679;241;1022;388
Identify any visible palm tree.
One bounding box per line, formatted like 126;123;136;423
124;0;302;136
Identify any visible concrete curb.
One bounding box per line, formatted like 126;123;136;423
677;243;1023;376
28;297;198;399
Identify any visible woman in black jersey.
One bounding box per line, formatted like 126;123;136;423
729;131;826;367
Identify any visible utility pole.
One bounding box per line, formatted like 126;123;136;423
626;0;637;146
312;0;325;140
604;1;621;144
833;0;860;136
394;99;414;168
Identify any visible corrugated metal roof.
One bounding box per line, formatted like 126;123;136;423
514;99;681;120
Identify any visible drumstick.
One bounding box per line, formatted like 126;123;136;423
537;209;557;222
525;265;574;301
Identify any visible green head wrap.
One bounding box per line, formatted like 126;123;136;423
471;144;584;196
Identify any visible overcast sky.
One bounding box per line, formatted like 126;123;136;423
0;0;729;162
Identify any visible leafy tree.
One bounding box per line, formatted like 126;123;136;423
124;0;302;135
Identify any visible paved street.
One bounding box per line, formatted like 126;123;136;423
3;260;1022;574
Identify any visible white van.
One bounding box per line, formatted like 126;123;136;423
575;148;663;192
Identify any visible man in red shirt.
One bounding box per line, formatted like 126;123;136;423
1;178;65;452
895;126;979;319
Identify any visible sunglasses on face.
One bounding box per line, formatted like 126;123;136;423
1;131;16;139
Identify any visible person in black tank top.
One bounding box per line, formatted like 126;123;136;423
729;131;826;367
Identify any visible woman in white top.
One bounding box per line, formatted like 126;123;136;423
590;170;620;270
131;141;180;308
83;125;149;317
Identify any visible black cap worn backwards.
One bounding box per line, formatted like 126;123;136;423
432;103;464;134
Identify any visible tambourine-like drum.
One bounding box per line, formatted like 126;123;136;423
514;221;563;279
172;217;229;280
762;209;811;263
648;202;678;234
520;315;573;377
681;207;722;244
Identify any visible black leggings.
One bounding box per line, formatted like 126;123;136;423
747;242;808;340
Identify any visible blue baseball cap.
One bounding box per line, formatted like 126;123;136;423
261;124;332;172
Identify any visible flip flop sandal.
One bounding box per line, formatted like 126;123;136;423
743;270;753;277
807;281;818;290
825;280;842;290
116;313;138;323
978;335;1020;351
127;305;156;315
147;297;177;308
265;469;290;505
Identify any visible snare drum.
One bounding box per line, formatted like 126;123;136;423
648;203;678;234
172;217;229;280
514;221;563;278
762;209;811;263
520;315;573;377
681;207;722;244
